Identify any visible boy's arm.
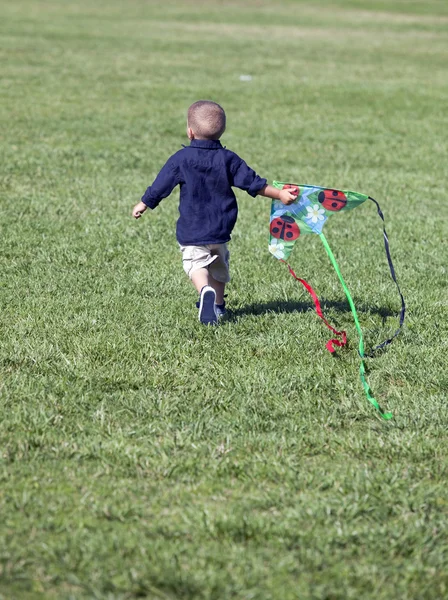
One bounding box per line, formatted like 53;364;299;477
132;158;180;219
257;184;297;205
230;156;297;205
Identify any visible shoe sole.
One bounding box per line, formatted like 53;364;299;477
199;289;218;325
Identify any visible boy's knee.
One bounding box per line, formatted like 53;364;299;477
209;245;230;283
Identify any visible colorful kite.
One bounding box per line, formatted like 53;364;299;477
269;182;406;420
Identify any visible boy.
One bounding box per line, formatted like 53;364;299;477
132;100;296;325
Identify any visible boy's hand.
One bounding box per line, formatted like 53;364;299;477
258;184;299;205
279;188;298;205
132;201;147;219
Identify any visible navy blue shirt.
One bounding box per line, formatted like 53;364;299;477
141;139;267;245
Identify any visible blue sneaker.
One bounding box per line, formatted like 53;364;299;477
198;286;217;325
215;301;226;317
196;298;226;318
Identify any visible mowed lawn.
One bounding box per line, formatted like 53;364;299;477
1;0;448;598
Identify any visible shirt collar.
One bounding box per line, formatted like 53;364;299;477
187;139;224;150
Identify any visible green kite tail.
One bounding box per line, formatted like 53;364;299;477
319;233;393;420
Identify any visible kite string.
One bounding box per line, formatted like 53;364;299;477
318;233;393;420
366;197;406;357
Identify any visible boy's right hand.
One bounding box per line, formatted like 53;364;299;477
132;201;147;219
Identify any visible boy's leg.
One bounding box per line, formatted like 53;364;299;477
208;274;225;305
191;267;210;294
191;268;218;325
190;267;225;303
180;245;226;323
192;271;226;314
207;244;229;312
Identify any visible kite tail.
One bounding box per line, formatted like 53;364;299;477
282;261;347;353
319;233;393;420
366;197;406;357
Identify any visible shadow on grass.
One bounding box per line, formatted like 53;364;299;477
226;299;396;322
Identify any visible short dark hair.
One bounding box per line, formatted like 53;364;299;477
187;101;226;140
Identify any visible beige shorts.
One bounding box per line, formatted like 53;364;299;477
180;243;230;283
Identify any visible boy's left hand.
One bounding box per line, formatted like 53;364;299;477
279;188;298;205
132;201;147;219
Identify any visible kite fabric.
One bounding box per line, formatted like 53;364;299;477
269;182;406;420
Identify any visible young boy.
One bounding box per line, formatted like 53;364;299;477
132;100;296;325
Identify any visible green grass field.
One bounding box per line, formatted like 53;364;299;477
1;1;448;598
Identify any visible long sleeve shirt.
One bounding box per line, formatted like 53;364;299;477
141;139;267;245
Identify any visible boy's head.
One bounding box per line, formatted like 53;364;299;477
187;101;226;141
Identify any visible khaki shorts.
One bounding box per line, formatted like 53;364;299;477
180;243;230;283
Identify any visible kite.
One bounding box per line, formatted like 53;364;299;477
269;182;406;420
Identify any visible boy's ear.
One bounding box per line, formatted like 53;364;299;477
187;126;195;140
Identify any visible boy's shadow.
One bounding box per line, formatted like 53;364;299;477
226;299;395;323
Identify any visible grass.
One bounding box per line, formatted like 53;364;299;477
1;0;448;598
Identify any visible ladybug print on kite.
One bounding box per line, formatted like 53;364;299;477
270;215;300;241
318;189;347;211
